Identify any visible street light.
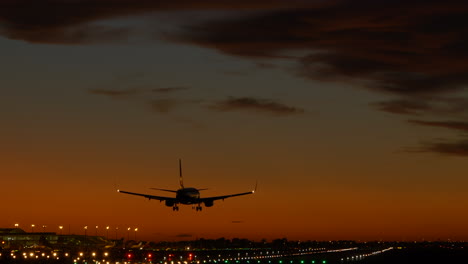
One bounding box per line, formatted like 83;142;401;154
115;227;119;240
59;226;63;235
42;225;46;232
106;226;110;240
127;227;131;241
134;228;138;241
84;226;88;248
95;226;98;236
14;223;19;228
31;224;35;233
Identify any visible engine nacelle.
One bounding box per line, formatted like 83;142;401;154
204;200;214;207
165;200;175;207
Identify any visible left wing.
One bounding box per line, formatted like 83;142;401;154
117;189;176;203
200;190;254;202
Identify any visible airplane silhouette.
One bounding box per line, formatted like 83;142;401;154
118;159;256;211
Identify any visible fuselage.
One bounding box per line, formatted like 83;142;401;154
176;187;200;204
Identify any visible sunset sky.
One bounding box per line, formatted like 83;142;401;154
2;0;468;242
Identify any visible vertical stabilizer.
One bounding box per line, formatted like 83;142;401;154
179;159;184;188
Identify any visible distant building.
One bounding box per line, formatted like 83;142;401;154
0;228;111;249
0;228;57;248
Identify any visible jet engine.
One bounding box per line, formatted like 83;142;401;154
204;200;214;207
165;200;175;207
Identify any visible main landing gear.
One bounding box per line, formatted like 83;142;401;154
172;205;179;211
193;205;203;211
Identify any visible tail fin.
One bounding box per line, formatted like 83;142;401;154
179;159;184;188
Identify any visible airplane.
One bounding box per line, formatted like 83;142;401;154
117;159;256;211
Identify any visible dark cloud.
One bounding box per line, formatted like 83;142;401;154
372;99;430;116
8;0;468;155
175;1;468;97
0;0;324;44
407;120;468;156
211;97;304;116
171;1;468;156
373;97;468;116
409;120;468;133
88;88;139;97
152;87;189;94
414;139;468;157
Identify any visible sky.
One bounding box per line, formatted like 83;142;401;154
1;0;468;242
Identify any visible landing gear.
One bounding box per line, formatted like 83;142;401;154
195;205;202;211
172;205;179;211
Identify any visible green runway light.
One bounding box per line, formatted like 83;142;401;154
301;261;304;264
312;261;315;264
322;261;326;264
279;261;283;264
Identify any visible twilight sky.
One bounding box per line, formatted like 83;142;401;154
1;0;468;242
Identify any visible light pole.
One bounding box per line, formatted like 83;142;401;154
127;227;131;241
134;228;138;241
42;225;46;232
31;224;35;233
59;226;63;235
95;226;98;236
84;226;88;248
14;223;19;228
115;227;119;240
106;226;110;240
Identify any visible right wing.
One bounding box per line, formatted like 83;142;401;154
117;189;177;203
199;190;254;202
200;182;257;202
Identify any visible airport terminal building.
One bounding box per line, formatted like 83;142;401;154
0;228;111;249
